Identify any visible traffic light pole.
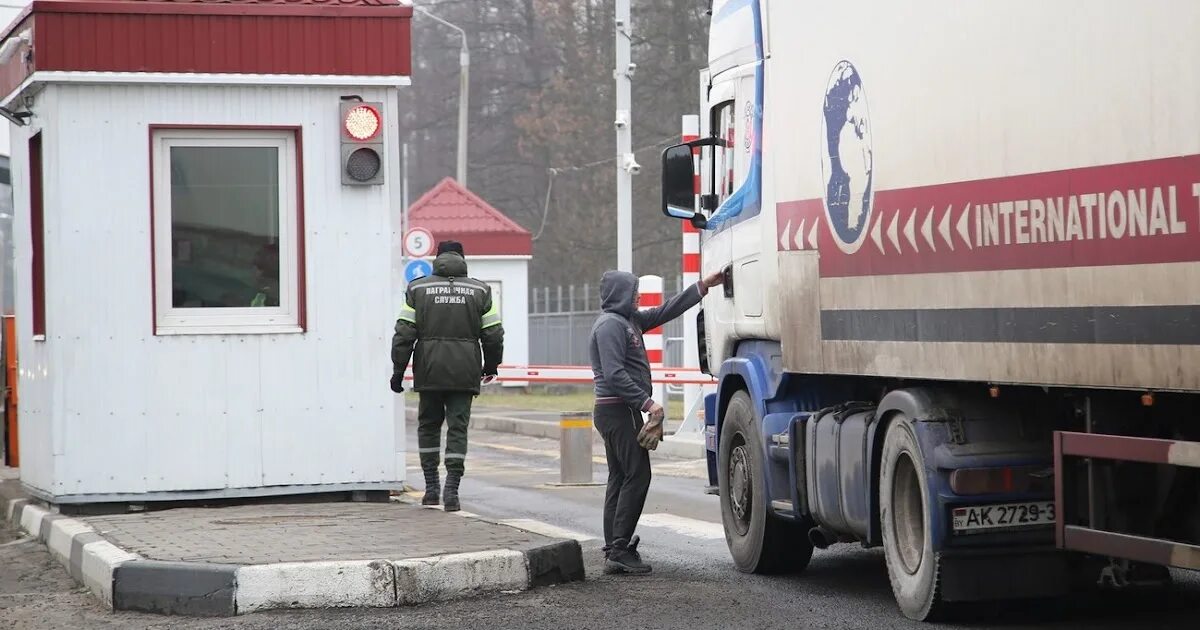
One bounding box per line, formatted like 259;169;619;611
614;0;632;273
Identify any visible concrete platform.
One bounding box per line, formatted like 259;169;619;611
0;475;583;617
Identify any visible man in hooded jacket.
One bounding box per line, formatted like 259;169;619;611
391;241;504;512
589;269;723;573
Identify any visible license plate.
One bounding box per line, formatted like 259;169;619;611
952;501;1056;533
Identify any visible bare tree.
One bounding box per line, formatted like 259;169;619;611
402;0;710;291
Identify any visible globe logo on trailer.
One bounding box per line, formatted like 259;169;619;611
821;61;875;254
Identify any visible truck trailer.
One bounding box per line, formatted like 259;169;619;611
659;0;1200;620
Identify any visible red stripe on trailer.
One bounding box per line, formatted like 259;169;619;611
779;154;1200;277
646;349;664;363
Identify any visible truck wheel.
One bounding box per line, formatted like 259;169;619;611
718;390;813;574
880;413;945;621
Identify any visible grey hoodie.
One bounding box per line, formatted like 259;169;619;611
588;271;705;411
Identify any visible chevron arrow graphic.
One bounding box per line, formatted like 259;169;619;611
887;211;901;254
870;212;885;255
957;203;973;250
903;209;918;252
921;206;936;252
939;204;954;251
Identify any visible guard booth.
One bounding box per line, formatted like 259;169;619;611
0;0;412;504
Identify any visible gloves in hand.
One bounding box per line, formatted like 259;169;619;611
638;413;665;451
390;374;405;393
481;367;498;386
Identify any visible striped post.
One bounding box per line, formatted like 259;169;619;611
681;115;703;426
638;275;666;415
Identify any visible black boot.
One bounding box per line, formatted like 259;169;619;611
443;472;461;512
604;536;651;574
422;468;440;506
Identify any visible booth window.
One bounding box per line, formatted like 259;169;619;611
151;128;304;335
29;132;45;339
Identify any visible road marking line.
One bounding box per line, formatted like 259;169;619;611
499;519;596;542
472;440;609;465
638;513;725;540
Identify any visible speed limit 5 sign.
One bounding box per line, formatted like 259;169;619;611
403;228;435;258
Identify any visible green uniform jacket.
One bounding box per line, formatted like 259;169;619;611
392;252;504;394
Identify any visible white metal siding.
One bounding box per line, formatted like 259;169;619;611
9;110;57;495
468;258;530;372
16;83;402;498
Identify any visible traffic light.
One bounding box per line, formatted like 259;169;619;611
340;101;385;185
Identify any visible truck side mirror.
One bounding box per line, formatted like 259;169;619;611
661;143;699;222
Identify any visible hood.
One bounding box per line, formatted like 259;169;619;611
433;252;468;277
600;270;638;317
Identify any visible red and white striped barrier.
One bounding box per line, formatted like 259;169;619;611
679;114;709;437
401;364;716;386
639;275;667;407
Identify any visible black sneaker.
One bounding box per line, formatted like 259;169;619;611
628;535;642;561
601;545;621;574
604;538;651;574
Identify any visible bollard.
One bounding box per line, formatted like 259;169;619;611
559;411;594;484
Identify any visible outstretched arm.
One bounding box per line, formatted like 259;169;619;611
632;270;724;331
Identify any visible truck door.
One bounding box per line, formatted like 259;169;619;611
700;79;739;340
702;69;761;348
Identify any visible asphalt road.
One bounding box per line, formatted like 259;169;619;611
2;428;1199;629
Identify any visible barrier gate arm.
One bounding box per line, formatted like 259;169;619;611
1054;431;1200;571
400;364;718;386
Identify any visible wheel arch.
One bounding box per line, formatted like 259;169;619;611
714;341;782;446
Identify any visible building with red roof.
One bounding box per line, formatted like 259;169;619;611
406;177;531;379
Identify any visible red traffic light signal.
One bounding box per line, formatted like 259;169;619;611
339;101;384;185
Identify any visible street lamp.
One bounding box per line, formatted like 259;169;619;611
415;7;470;188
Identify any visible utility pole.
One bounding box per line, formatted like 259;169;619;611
614;0;633;272
416;7;470;187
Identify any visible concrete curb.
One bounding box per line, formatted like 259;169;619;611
3;491;584;617
409;407;710;460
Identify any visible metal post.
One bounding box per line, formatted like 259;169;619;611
559;412;594;485
614;0;633;272
456;41;470;187
415;7;469;187
680;114;704;432
401;142;410;227
567;284;576;364
639;275;666;416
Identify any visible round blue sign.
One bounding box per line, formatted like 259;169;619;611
404;259;433;282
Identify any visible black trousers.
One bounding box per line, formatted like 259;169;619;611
593;403;651;547
417;391;474;476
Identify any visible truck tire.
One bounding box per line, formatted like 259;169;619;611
880;413;945;621
718;390;813;574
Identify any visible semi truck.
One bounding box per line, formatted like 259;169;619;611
658;0;1200;621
